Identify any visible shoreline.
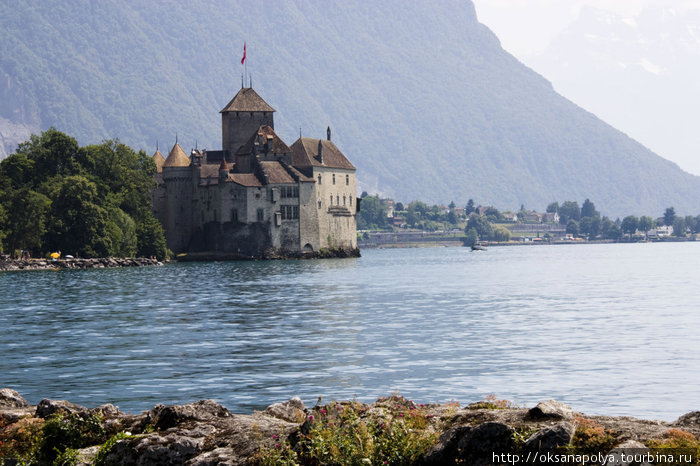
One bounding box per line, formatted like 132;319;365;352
0;257;163;272
358;236;696;249
2;389;699;465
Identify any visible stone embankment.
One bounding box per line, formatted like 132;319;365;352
0;257;163;272
2;388;700;465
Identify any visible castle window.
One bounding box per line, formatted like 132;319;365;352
257;208;264;222
343;195;346;206
231;209;238;222
330;195;333;205
293;186;299;197
281;205;299;220
318;200;322;209
332;174;336;185
318;174;322;184
346;174;349;185
336;195;339;205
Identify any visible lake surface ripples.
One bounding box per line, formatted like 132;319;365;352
1;242;699;420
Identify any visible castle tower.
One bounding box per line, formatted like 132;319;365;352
220;87;275;164
162;143;193;253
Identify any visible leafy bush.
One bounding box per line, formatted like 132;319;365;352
258;395;439;466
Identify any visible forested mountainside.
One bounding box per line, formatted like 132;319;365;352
1;0;699;216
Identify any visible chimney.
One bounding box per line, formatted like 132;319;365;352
327;126;331;141
317;139;323;164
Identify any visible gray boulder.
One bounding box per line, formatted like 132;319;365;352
673;411;700;427
528;400;573;421
605;440;653;466
35;398;88;418
262;397;306;423
524;421;575;452
148;399;231;430
0;388;29;408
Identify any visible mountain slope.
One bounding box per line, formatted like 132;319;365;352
1;0;699;217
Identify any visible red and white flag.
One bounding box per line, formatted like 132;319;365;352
241;42;246;64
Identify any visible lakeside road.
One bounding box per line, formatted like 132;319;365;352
2;389;699;465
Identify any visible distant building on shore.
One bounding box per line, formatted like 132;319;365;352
152;87;358;257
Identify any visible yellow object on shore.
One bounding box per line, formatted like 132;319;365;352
50;252;60;259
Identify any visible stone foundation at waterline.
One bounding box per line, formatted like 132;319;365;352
0;257;163;272
2;388;700;465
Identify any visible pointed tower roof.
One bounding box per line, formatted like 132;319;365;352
153;149;165;173
163;143;190;168
220;87;275;113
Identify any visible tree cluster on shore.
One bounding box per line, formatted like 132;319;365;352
0;129;168;260
357;193;700;244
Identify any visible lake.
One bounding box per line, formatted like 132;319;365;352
1;242;699;421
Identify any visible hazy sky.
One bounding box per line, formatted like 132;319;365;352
471;0;700;176
472;0;700;57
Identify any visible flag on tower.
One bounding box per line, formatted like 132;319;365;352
241;42;246;64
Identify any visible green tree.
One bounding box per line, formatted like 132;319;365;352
492;225;512;242
546;201;559;213
46;175;113;257
3;188;51;256
136;216;169;260
464;227;479;247
664;207;676;226
465;214;493;240
621;215;639;237
356;194;387;230
447;209;457;225
106;206;137;257
673;217;687;237
465;199;475;215
684;215;696;235
14;128;84;183
638;216;655;236
559;201;581;224
566;219;579;235
0;203;6;252
581;199;598;219
483;206;503;222
579;216;600;239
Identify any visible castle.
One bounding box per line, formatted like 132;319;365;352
151;87;358;258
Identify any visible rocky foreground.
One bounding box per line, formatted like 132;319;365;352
0;257;163;272
1;389;699;465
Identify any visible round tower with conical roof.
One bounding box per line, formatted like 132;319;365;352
220;87;275;162
162;142;193;252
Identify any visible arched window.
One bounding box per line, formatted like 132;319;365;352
330;195;333;205
332;174;336;185
318;174;322;184
346;174;349;185
336;195;339;205
343;195;346;206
